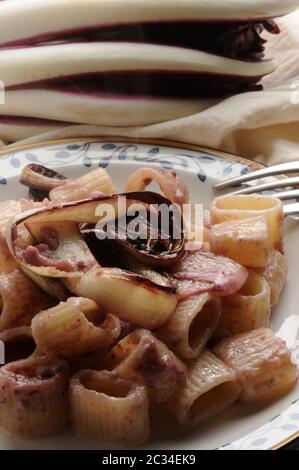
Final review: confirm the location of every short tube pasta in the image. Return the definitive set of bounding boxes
[213,328,297,402]
[167,350,241,425]
[32,297,120,359]
[105,329,187,404]
[0,269,52,332]
[0,356,70,438]
[255,250,288,308]
[157,293,221,359]
[209,216,270,268]
[0,326,36,365]
[210,195,284,252]
[50,168,116,202]
[220,270,271,335]
[70,369,150,446]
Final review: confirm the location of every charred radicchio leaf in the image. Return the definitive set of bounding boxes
[80,191,186,269]
[20,164,68,201]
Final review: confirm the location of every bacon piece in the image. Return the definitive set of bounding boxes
[170,251,248,298]
[23,245,75,272]
[124,167,189,206]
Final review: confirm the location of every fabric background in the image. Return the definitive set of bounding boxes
[3,10,299,166]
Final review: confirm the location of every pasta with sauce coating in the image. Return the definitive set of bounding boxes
[31,297,120,359]
[167,350,240,425]
[209,216,270,268]
[50,168,116,202]
[105,329,187,404]
[213,328,297,402]
[210,195,284,252]
[0,356,70,438]
[156,293,221,359]
[220,271,271,335]
[255,250,288,308]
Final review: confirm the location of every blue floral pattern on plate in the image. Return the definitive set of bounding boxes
[0,140,252,187]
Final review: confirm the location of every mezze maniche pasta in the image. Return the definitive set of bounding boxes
[0,163,296,447]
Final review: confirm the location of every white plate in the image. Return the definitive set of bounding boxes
[0,138,299,451]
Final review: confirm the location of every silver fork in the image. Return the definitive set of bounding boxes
[213,160,299,216]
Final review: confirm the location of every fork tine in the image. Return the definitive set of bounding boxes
[283,202,299,216]
[214,160,299,190]
[229,176,299,195]
[274,189,299,201]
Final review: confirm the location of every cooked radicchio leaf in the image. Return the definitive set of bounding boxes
[80,191,186,269]
[20,164,68,201]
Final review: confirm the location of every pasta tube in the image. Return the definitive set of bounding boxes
[0,356,70,438]
[213,328,298,402]
[167,351,240,425]
[70,369,150,446]
[0,326,36,365]
[50,168,117,203]
[32,297,120,359]
[157,293,221,359]
[209,216,270,268]
[0,269,52,332]
[210,195,284,252]
[220,271,271,335]
[105,329,187,404]
[255,250,288,308]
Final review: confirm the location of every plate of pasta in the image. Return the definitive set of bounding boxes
[0,138,298,451]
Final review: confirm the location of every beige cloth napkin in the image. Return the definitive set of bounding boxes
[4,11,299,166]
